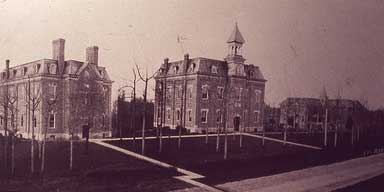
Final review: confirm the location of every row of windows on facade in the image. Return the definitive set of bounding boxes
[0,113,56,129]
[1,63,59,80]
[1,82,57,99]
[162,109,260,124]
[166,85,262,102]
[170,64,256,78]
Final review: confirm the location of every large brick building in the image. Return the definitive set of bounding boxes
[279,97,365,131]
[154,24,266,133]
[0,39,112,140]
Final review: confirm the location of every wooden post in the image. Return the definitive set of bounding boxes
[324,109,328,147]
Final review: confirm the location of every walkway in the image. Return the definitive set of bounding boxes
[90,140,222,192]
[174,153,384,192]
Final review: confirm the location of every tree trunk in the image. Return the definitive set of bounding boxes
[334,125,338,147]
[262,130,265,146]
[11,135,15,176]
[283,126,287,145]
[239,125,243,148]
[216,126,220,152]
[141,82,148,155]
[70,133,73,170]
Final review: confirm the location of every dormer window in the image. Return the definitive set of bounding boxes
[174,65,179,74]
[13,70,17,77]
[190,63,196,72]
[24,67,28,76]
[248,70,254,77]
[211,65,218,74]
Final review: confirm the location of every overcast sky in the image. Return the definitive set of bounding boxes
[0,0,383,109]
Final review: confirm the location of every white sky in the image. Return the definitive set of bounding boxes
[0,0,383,109]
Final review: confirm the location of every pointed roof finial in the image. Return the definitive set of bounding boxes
[227,22,245,44]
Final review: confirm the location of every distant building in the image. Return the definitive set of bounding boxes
[154,24,266,133]
[279,97,365,131]
[0,39,113,139]
[112,95,154,137]
[263,105,281,131]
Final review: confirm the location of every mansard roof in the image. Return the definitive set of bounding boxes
[155,56,265,81]
[0,59,112,83]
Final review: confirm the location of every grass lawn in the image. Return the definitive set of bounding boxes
[259,131,384,151]
[107,134,365,185]
[0,139,192,192]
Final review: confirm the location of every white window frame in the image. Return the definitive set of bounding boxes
[187,109,192,122]
[254,110,260,123]
[49,82,57,99]
[201,109,208,123]
[167,108,171,120]
[211,65,218,74]
[239,88,243,101]
[202,85,209,99]
[49,112,55,129]
[216,109,222,123]
[176,108,181,121]
[217,87,224,100]
[255,90,262,103]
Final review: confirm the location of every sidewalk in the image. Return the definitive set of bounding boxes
[218,153,384,192]
[174,153,384,192]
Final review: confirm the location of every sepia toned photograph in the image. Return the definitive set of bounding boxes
[0,0,383,191]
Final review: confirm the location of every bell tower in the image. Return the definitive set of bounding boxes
[225,23,246,76]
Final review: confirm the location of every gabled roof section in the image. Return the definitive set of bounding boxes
[227,23,245,44]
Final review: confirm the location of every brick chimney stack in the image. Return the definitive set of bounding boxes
[86,46,99,66]
[52,38,65,75]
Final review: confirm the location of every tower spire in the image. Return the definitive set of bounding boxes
[227,22,245,44]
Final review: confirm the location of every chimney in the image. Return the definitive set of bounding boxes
[86,46,99,66]
[5,60,10,79]
[183,54,189,73]
[52,38,65,75]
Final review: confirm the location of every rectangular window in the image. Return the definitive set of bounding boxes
[21,115,24,127]
[216,109,222,123]
[49,113,55,128]
[255,90,262,103]
[239,88,243,101]
[217,87,224,99]
[167,108,171,120]
[49,83,57,99]
[188,87,193,99]
[254,111,260,123]
[188,110,192,122]
[202,85,208,99]
[176,109,181,121]
[33,116,37,128]
[201,109,208,123]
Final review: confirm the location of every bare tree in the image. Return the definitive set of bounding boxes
[130,68,137,147]
[26,78,42,174]
[0,84,18,175]
[136,64,157,155]
[40,88,57,173]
